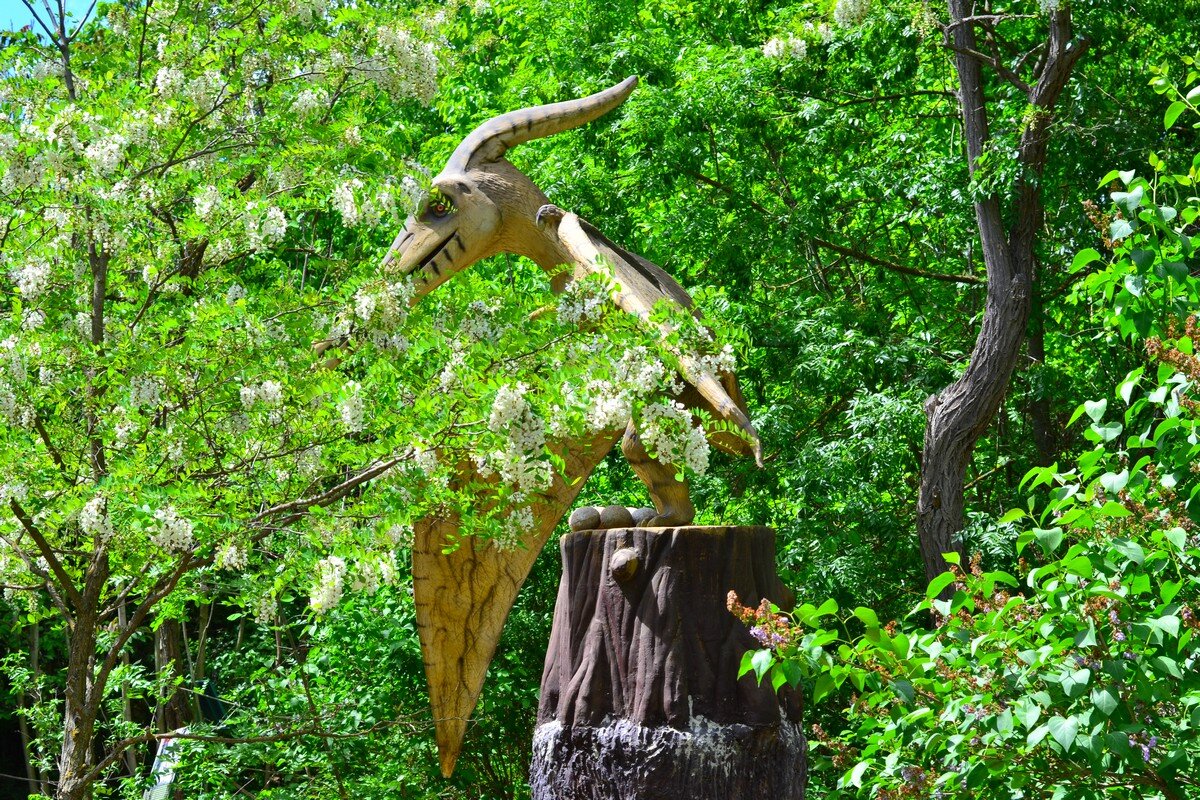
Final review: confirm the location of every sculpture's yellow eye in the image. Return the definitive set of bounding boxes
[427,190,455,219]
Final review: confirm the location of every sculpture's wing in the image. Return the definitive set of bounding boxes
[556,212,763,465]
[413,430,620,777]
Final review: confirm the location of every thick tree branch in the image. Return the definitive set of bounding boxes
[9,498,83,609]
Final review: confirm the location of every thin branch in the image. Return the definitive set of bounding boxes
[9,498,83,609]
[810,236,984,285]
[248,456,407,525]
[32,413,71,480]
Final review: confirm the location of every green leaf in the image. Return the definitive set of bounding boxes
[853,607,879,628]
[1047,715,1080,752]
[1014,698,1042,730]
[927,572,956,599]
[1149,615,1181,638]
[997,508,1026,524]
[846,761,869,789]
[1165,100,1188,129]
[1098,501,1132,518]
[1111,539,1145,564]
[814,598,839,618]
[1100,470,1129,494]
[1152,655,1183,679]
[1027,723,1050,748]
[1165,527,1188,551]
[1071,248,1103,273]
[1161,579,1183,604]
[1033,527,1064,556]
[812,672,835,703]
[750,649,773,683]
[1084,398,1108,422]
[1065,556,1094,577]
[1092,688,1119,717]
[1091,421,1124,442]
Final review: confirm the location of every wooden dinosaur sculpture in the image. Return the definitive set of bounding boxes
[383,76,762,776]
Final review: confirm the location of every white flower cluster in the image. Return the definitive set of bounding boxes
[371,27,439,105]
[154,67,184,96]
[583,346,673,432]
[309,555,346,614]
[682,343,737,380]
[150,506,195,552]
[484,383,553,492]
[556,279,609,325]
[354,279,413,352]
[293,0,327,25]
[80,496,113,541]
[128,375,163,407]
[84,134,126,175]
[194,185,221,220]
[241,380,284,423]
[252,593,276,624]
[1039,0,1061,11]
[291,87,329,118]
[245,205,287,252]
[216,542,248,571]
[763,35,808,60]
[384,523,413,548]
[834,0,871,27]
[333,179,364,227]
[462,299,502,342]
[639,401,710,476]
[12,258,49,301]
[338,381,366,433]
[226,283,247,305]
[241,379,283,409]
[184,70,223,109]
[350,553,398,594]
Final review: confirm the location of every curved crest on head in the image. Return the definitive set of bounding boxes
[443,76,638,173]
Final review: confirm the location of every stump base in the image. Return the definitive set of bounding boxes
[531,717,807,800]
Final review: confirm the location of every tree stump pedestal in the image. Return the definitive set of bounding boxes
[530,526,806,800]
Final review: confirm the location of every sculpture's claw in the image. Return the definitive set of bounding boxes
[536,203,566,229]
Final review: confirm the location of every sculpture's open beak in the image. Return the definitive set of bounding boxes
[381,220,462,301]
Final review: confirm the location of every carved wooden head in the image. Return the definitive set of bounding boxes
[381,76,638,297]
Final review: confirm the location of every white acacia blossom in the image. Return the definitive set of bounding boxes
[640,400,710,476]
[485,383,553,492]
[763,35,808,60]
[13,259,50,301]
[309,555,346,613]
[332,179,363,226]
[80,496,113,540]
[150,506,194,552]
[339,381,366,432]
[834,0,871,27]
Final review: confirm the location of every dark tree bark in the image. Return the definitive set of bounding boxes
[918,4,1088,585]
[531,526,806,800]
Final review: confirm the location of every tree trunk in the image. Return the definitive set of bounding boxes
[918,3,1087,585]
[531,526,806,800]
[155,619,188,734]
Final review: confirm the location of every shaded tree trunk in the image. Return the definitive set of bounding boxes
[918,3,1088,585]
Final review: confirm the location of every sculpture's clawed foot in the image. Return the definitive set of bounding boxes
[536,203,566,229]
[569,505,659,531]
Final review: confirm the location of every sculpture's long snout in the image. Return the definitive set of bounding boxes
[381,225,415,273]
